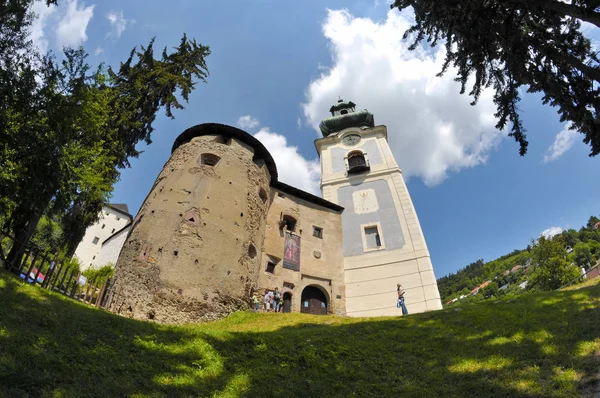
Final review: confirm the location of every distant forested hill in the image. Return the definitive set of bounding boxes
[437,215,600,302]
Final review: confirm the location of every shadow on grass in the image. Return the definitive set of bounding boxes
[0,270,598,397]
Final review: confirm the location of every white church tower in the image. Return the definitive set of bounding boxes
[315,100,442,316]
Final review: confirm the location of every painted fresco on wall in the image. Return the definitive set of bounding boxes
[283,232,301,271]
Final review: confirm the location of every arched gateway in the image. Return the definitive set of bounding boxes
[300,285,328,315]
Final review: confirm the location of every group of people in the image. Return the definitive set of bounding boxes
[252,287,284,312]
[251,283,408,315]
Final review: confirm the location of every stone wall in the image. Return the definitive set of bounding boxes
[257,189,346,315]
[105,134,272,324]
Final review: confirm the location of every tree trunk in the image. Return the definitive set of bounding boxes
[515,0,600,28]
[5,213,41,271]
[547,47,600,82]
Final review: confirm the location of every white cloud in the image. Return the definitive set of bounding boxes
[255,128,321,195]
[56,0,94,48]
[297,117,302,129]
[543,124,578,163]
[30,1,57,53]
[236,115,260,130]
[303,9,502,186]
[106,10,127,38]
[94,47,104,56]
[540,226,564,239]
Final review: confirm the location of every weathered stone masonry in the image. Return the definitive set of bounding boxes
[105,124,275,323]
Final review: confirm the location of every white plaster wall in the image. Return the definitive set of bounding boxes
[317,125,442,317]
[74,207,130,270]
[94,226,130,268]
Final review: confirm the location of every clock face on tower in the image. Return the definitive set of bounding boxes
[342,134,361,146]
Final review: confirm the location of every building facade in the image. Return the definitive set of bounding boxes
[105,101,441,323]
[317,100,442,316]
[74,204,132,270]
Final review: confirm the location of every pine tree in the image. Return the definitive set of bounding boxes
[1,1,210,267]
[390,0,600,156]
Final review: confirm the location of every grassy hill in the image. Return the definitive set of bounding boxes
[0,270,599,397]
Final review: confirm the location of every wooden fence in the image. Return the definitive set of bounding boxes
[0,231,108,307]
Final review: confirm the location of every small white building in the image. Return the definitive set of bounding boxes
[74,204,133,270]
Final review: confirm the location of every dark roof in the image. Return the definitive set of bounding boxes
[106,204,133,221]
[171,123,344,213]
[329,100,356,113]
[102,223,132,246]
[319,109,375,137]
[109,203,129,214]
[275,182,344,213]
[172,123,278,183]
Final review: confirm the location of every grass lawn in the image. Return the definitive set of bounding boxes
[0,270,599,397]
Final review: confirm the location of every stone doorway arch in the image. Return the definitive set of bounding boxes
[300,285,328,315]
[282,292,292,313]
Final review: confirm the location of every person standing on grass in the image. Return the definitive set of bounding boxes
[397,283,408,315]
[273,288,281,313]
[264,290,271,312]
[252,293,260,311]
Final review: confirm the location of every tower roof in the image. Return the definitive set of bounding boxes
[329,99,356,113]
[172,123,279,183]
[319,99,374,137]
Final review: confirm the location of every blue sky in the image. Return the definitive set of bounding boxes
[32,0,600,278]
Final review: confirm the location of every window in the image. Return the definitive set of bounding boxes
[281,215,297,232]
[340,109,348,115]
[111,228,115,233]
[200,153,221,166]
[101,224,105,229]
[115,216,120,221]
[266,262,276,273]
[92,255,96,260]
[347,151,370,174]
[92,236,100,245]
[259,188,268,203]
[313,226,323,239]
[248,243,257,259]
[362,224,385,251]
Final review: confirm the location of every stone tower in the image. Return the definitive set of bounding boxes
[315,100,442,316]
[105,124,276,323]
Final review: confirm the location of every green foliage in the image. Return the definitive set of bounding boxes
[0,1,210,262]
[439,214,600,301]
[390,0,600,157]
[30,215,63,254]
[529,236,580,291]
[572,242,595,269]
[481,281,499,299]
[0,270,598,397]
[62,257,81,275]
[82,263,114,286]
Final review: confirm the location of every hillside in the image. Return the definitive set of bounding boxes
[0,270,599,397]
[438,215,600,302]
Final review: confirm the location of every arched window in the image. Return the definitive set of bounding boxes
[200,153,220,166]
[340,109,348,115]
[347,151,370,174]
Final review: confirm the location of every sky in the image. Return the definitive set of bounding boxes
[30,0,600,278]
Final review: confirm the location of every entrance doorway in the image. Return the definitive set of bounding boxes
[300,286,328,315]
[282,292,292,313]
